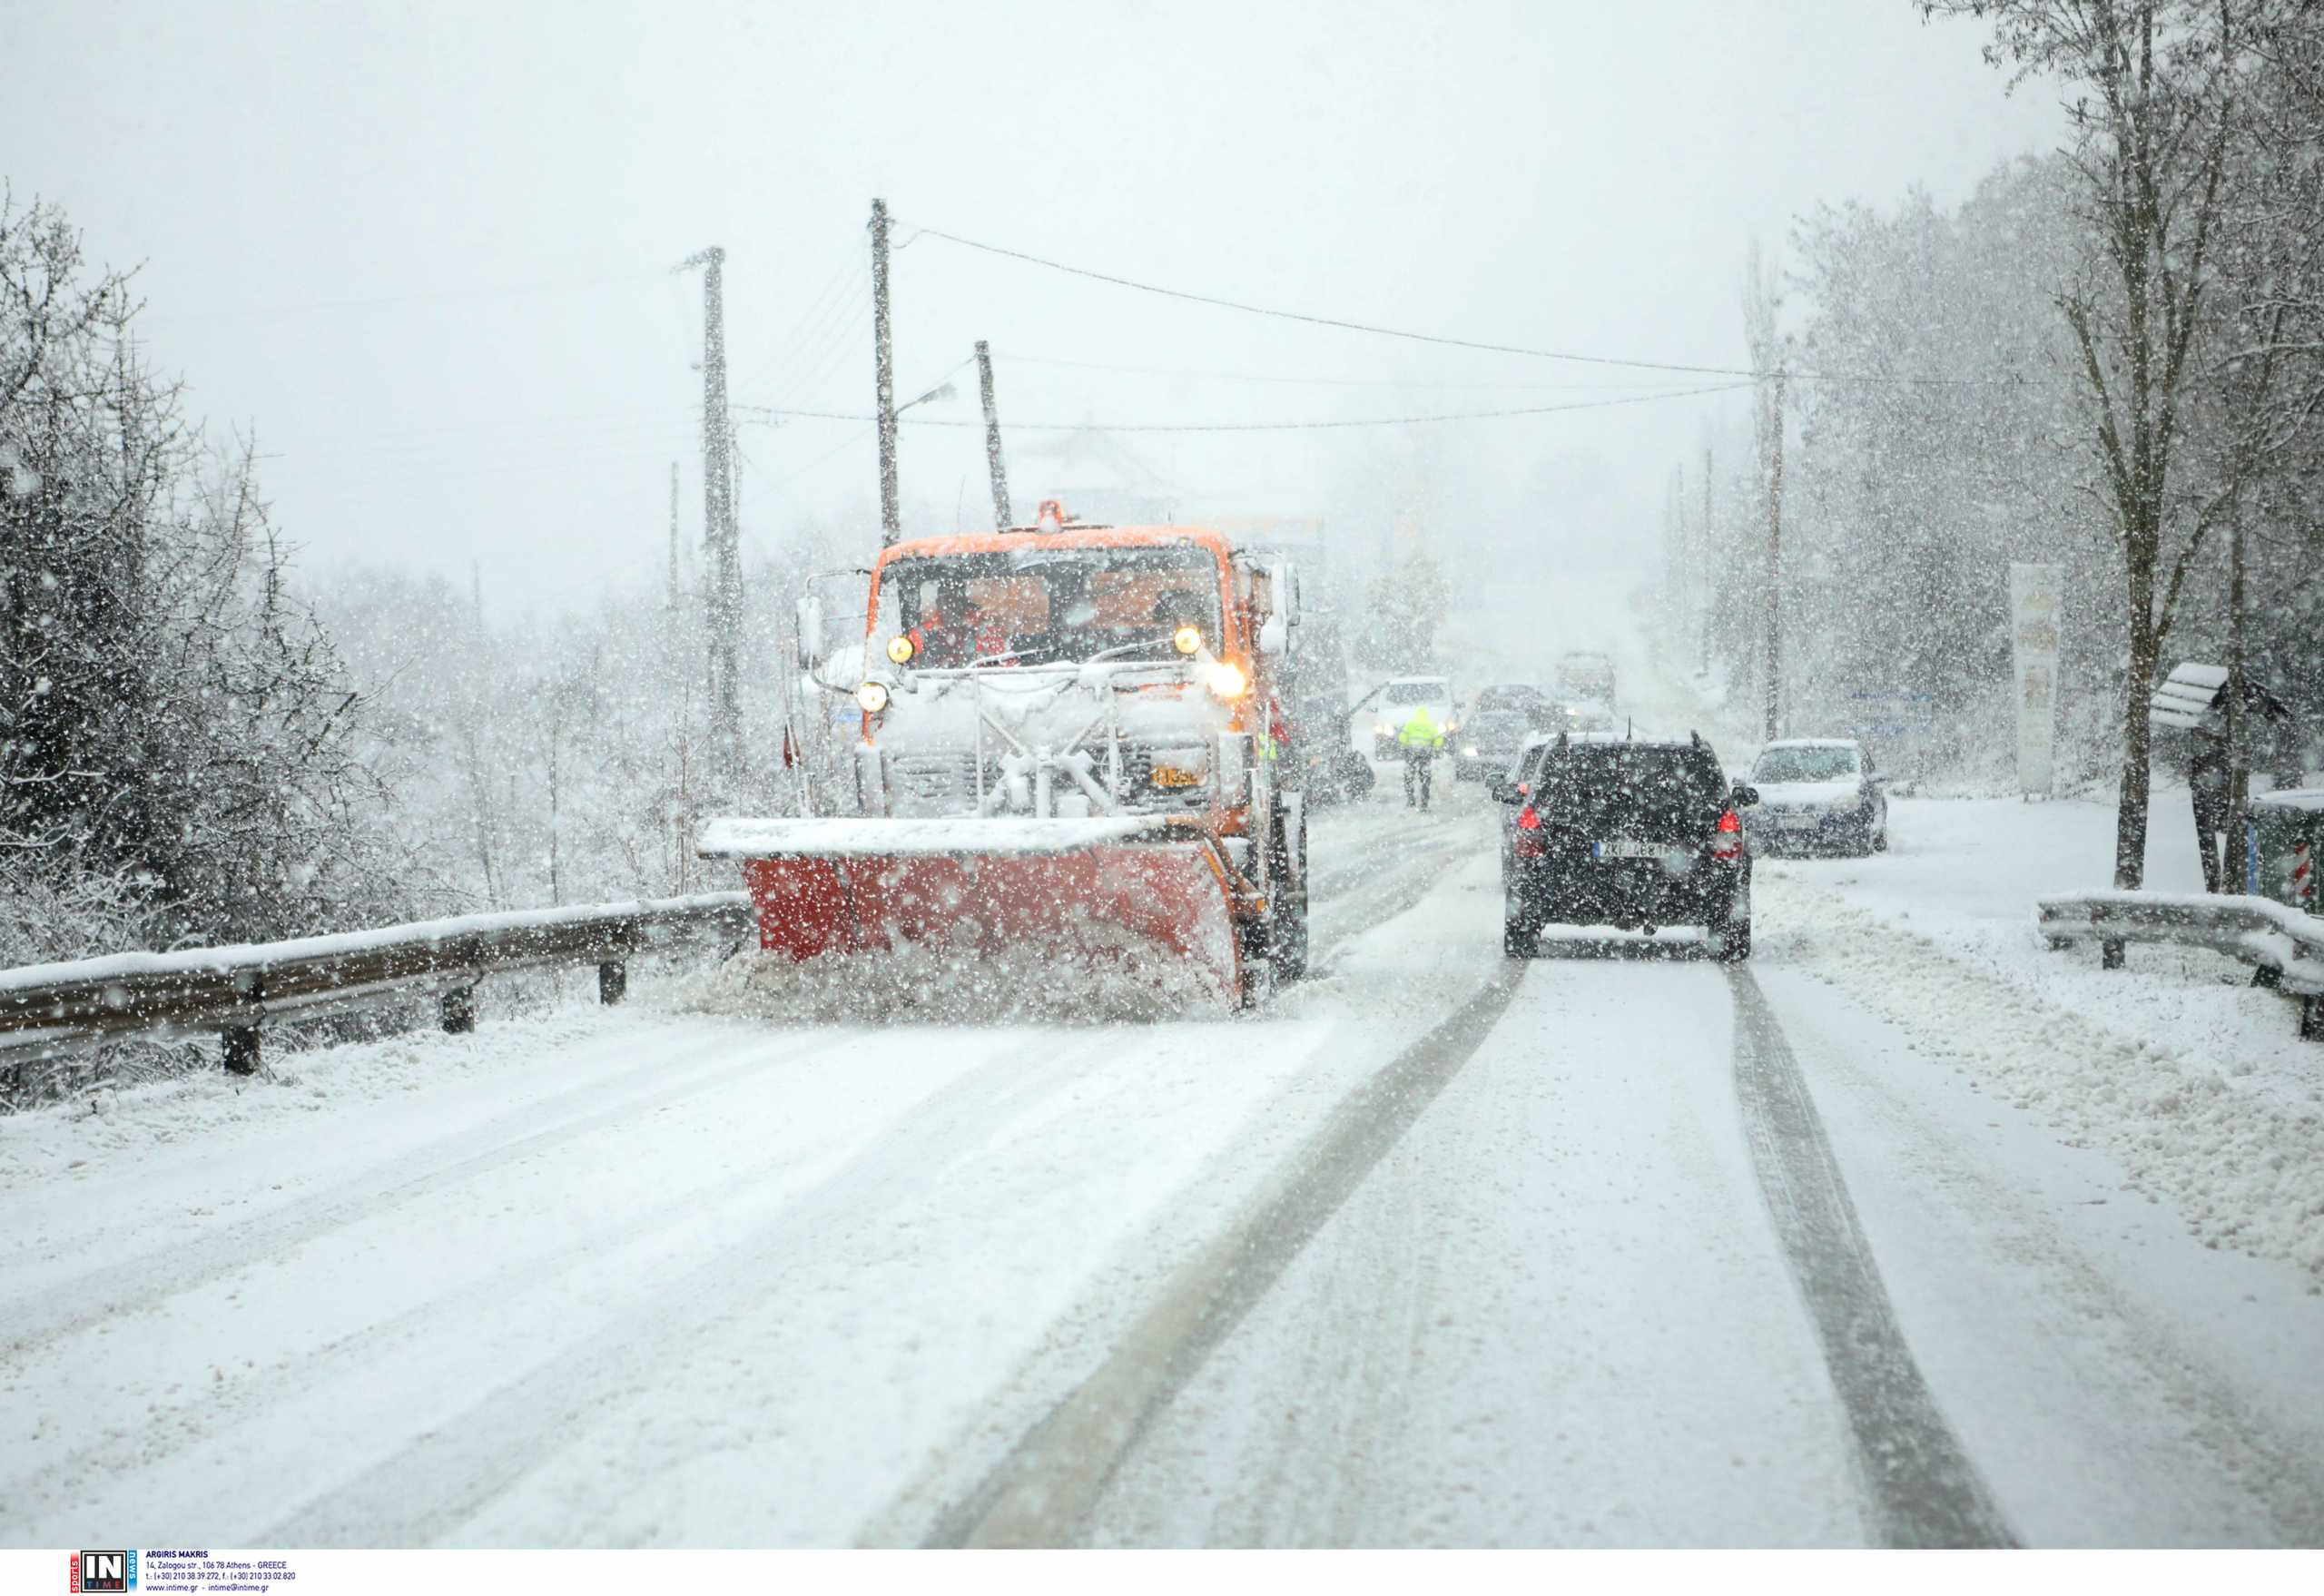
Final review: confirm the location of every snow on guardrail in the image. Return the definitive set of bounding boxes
[2037,890,2324,1041]
[0,891,753,1075]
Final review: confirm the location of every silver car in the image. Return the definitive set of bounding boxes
[1745,738,1889,855]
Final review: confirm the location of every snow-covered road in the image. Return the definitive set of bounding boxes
[5,687,2323,1546]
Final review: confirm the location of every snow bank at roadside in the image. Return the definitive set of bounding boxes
[1755,802,2324,1280]
[0,1007,622,1189]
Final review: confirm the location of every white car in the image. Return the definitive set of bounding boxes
[1746,737,1889,855]
[1363,675,1458,760]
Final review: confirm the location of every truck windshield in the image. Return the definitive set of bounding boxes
[874,545,1222,668]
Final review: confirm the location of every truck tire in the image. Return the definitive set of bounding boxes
[1265,805,1310,985]
[1503,907,1540,960]
[1235,913,1268,1010]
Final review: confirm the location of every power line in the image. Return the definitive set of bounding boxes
[901,221,1758,378]
[992,350,1689,391]
[903,219,2018,388]
[768,286,873,410]
[735,381,1752,433]
[756,255,865,379]
[769,425,874,491]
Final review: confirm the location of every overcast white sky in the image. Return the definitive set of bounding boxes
[5,0,2063,610]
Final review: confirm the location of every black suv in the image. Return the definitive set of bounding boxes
[1489,733,1758,961]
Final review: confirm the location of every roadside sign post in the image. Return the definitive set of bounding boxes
[2009,562,2061,800]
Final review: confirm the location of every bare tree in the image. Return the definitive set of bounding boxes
[1931,0,2260,902]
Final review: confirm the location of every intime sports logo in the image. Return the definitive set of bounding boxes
[68,1550,135,1592]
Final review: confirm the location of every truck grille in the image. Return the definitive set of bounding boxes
[886,753,981,815]
[1120,747,1211,813]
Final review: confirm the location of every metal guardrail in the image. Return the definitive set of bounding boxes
[2038,890,2324,1042]
[0,891,755,1074]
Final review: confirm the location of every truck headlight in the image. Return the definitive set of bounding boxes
[886,635,916,665]
[857,680,890,714]
[1202,658,1248,700]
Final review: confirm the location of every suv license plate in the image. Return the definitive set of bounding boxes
[1593,839,1665,860]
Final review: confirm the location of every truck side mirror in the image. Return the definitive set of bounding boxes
[1256,559,1297,656]
[795,595,826,671]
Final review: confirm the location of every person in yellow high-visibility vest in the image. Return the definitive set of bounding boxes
[1397,704,1446,810]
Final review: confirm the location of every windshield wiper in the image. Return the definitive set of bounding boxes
[1080,635,1181,665]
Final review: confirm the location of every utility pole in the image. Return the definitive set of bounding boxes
[1700,446,1714,677]
[1763,369,1786,742]
[1664,464,1684,625]
[666,461,681,612]
[976,340,1012,528]
[679,245,743,794]
[469,560,483,631]
[871,198,901,546]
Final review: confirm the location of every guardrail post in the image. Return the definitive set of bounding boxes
[223,970,264,1075]
[598,927,630,1006]
[2302,994,2321,1044]
[440,984,478,1034]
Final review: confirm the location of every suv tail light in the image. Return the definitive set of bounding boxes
[1711,808,1742,861]
[1514,804,1546,858]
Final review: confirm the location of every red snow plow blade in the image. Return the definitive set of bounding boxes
[697,817,1246,1007]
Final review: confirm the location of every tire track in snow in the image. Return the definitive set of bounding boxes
[0,1024,780,1355]
[1302,813,1485,982]
[927,961,1525,1547]
[256,1023,1152,1545]
[1726,967,2015,1548]
[1,1026,959,1526]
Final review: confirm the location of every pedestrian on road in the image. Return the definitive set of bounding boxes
[1398,704,1446,810]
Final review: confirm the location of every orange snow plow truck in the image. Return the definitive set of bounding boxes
[699,502,1310,1009]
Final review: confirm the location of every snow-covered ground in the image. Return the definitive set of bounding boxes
[4,580,2322,1547]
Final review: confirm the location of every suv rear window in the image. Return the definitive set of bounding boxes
[1535,744,1726,833]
